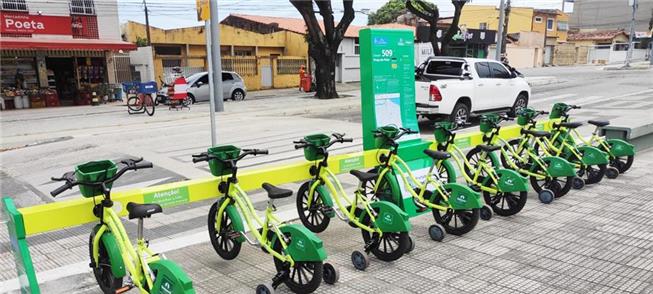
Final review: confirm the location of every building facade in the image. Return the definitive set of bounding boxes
[570,0,653,31]
[1,0,135,109]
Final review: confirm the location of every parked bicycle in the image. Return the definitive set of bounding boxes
[433,122,530,217]
[472,113,579,203]
[50,158,194,294]
[192,146,337,294]
[294,133,412,270]
[549,102,633,176]
[124,82,156,116]
[360,126,487,241]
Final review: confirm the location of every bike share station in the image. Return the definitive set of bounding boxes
[2,28,607,293]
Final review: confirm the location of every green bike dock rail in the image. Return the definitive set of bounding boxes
[2,119,559,292]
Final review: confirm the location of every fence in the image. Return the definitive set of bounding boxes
[221,56,257,76]
[276,58,306,75]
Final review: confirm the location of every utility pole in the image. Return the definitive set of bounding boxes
[501,0,511,55]
[205,19,217,146]
[209,0,225,114]
[625,0,638,67]
[143,0,151,46]
[495,0,506,61]
[561,0,565,13]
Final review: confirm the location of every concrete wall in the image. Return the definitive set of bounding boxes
[337,38,361,83]
[553,44,578,66]
[129,46,155,82]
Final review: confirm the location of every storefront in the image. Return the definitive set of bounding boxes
[415,25,497,63]
[0,12,135,110]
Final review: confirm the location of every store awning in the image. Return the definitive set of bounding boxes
[0,37,137,51]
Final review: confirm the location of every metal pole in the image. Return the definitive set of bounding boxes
[625,0,638,67]
[143,0,151,46]
[209,0,225,113]
[495,0,506,61]
[561,0,565,13]
[205,20,217,146]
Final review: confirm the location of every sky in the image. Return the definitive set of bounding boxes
[118,0,574,30]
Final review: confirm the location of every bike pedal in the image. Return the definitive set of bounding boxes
[320,205,336,218]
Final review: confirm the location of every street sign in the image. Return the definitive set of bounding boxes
[196,0,210,21]
[359,28,420,150]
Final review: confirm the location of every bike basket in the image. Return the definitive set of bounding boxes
[207,145,241,177]
[139,81,158,94]
[549,103,567,119]
[374,126,399,149]
[479,115,499,133]
[434,122,455,143]
[517,109,536,126]
[303,134,330,161]
[75,160,117,197]
[121,82,138,93]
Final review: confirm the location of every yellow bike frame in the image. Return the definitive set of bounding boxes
[308,167,380,235]
[215,181,295,267]
[530,125,584,166]
[376,151,451,212]
[494,136,549,180]
[91,206,160,293]
[442,144,500,194]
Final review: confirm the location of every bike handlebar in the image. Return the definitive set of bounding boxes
[191,149,268,164]
[294,133,353,150]
[50,158,152,197]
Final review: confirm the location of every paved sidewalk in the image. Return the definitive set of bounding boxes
[4,148,653,293]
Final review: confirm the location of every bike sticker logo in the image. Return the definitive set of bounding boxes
[383,212,394,224]
[144,187,190,208]
[504,179,514,186]
[296,239,306,251]
[456,194,467,203]
[159,277,173,294]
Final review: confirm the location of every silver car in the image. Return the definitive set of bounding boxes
[186,71,247,103]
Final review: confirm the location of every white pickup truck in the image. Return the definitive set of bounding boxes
[415,57,531,123]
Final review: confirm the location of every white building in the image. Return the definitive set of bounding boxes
[0,0,135,108]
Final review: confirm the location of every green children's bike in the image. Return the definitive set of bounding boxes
[362,126,487,241]
[434,122,530,217]
[549,102,634,177]
[50,158,195,294]
[293,133,412,270]
[192,146,337,294]
[471,113,579,203]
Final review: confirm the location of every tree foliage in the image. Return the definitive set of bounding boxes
[367,0,405,25]
[406,0,469,56]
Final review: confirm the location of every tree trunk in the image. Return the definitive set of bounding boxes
[314,54,338,99]
[429,25,441,56]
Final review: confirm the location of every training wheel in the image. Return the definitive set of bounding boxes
[480,205,493,221]
[572,177,585,190]
[323,263,339,285]
[351,250,369,271]
[429,224,446,242]
[405,236,415,254]
[256,282,274,294]
[538,189,555,204]
[606,167,619,179]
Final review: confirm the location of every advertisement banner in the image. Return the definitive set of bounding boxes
[1,13,72,35]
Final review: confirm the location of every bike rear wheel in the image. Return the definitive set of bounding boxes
[143,94,155,116]
[360,209,409,262]
[89,226,123,293]
[528,159,573,198]
[430,189,479,236]
[482,178,527,216]
[611,155,633,174]
[272,234,323,293]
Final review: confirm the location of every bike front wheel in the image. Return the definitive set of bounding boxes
[89,226,123,293]
[208,201,242,260]
[296,181,331,233]
[273,234,323,293]
[127,96,142,113]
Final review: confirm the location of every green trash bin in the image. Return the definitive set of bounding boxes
[207,145,241,177]
[75,160,117,197]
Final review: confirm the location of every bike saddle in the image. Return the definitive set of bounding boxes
[478,145,501,153]
[588,120,609,127]
[557,121,583,129]
[423,149,451,160]
[127,202,163,219]
[350,170,378,182]
[261,183,293,199]
[521,129,551,138]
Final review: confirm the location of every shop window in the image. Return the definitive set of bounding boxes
[162,59,182,68]
[1,0,27,11]
[354,38,360,55]
[71,15,99,39]
[534,16,543,23]
[547,19,554,31]
[70,0,95,15]
[479,23,488,30]
[234,49,252,56]
[613,43,629,51]
[76,57,106,84]
[155,46,183,56]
